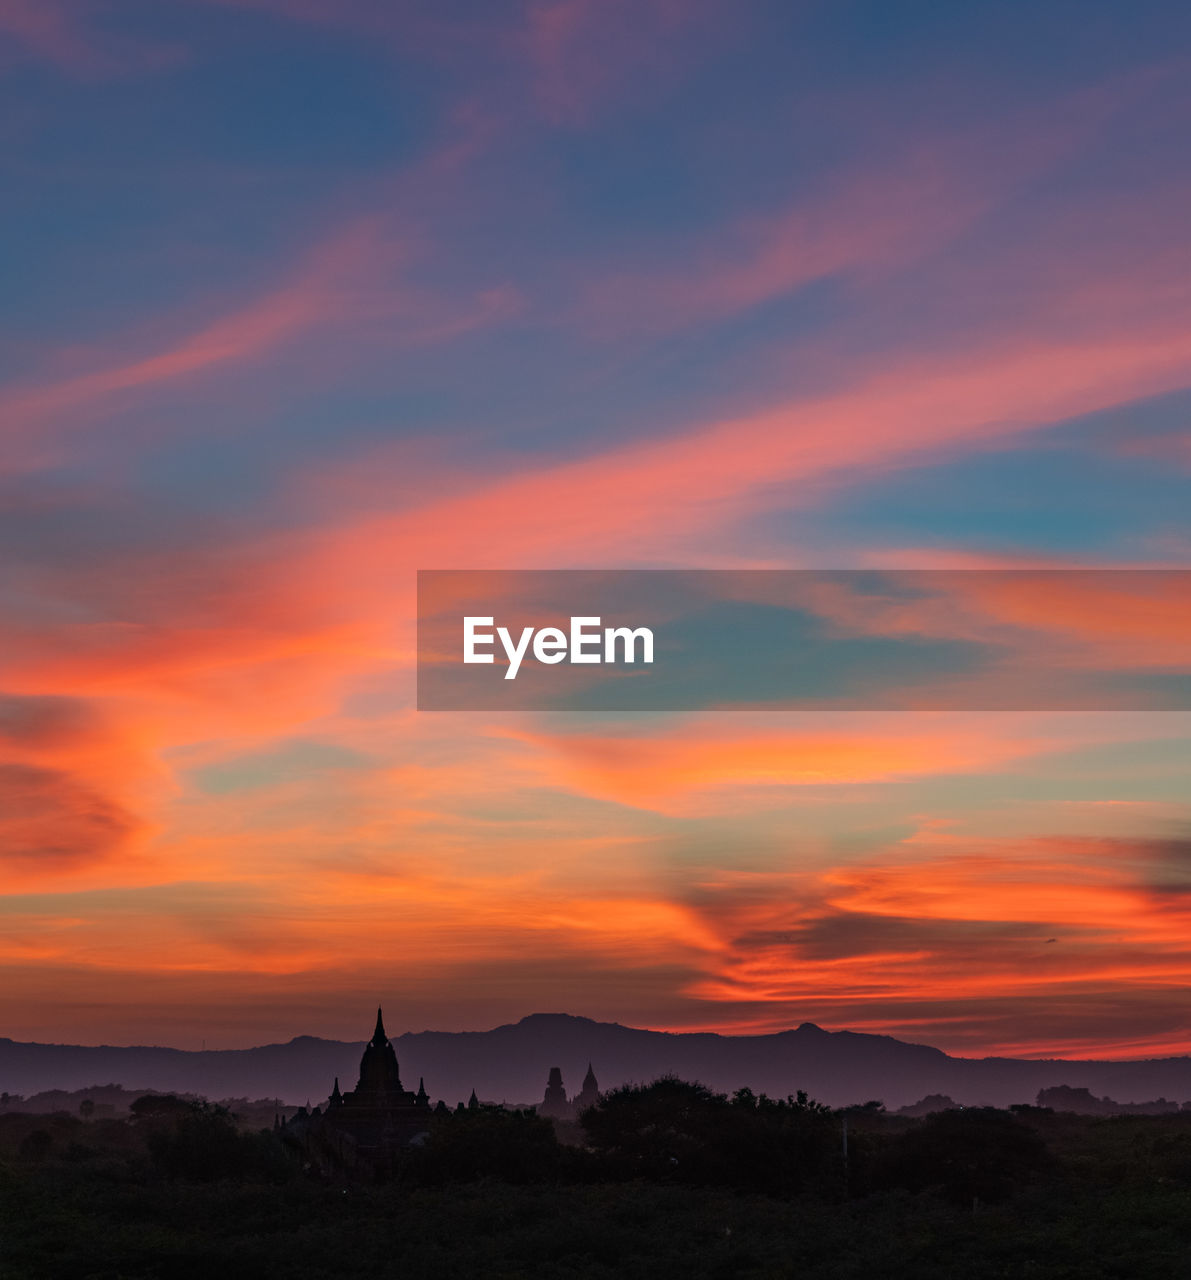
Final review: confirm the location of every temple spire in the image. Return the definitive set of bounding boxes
[372,1007,388,1046]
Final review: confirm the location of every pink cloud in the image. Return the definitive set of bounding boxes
[0,0,180,75]
[1113,430,1191,469]
[295,302,1191,578]
[0,216,519,473]
[572,65,1175,335]
[522,0,702,124]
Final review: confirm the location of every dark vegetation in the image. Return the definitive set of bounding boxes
[3,1077,1191,1278]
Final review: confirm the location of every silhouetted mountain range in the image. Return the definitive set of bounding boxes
[3,1014,1190,1111]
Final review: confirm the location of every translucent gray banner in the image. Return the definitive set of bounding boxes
[417,569,1191,711]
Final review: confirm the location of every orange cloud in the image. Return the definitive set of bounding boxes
[500,715,1060,815]
[710,569,1191,682]
[671,831,1191,1055]
[0,762,145,876]
[951,572,1191,669]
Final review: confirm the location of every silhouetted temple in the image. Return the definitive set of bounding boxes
[538,1062,601,1120]
[575,1062,600,1114]
[324,1007,430,1143]
[284,1008,432,1175]
[540,1066,569,1118]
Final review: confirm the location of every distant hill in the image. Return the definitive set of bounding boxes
[2,1013,1190,1111]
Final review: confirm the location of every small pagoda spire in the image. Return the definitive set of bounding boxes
[329,1076,343,1108]
[583,1062,598,1090]
[468,1088,479,1110]
[416,1076,429,1106]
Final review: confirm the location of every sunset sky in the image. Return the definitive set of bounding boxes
[3,0,1191,1058]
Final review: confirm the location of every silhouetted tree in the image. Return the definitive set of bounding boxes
[582,1077,728,1182]
[130,1093,193,1121]
[877,1106,1053,1205]
[582,1077,836,1194]
[17,1128,53,1162]
[410,1105,562,1184]
[144,1099,287,1182]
